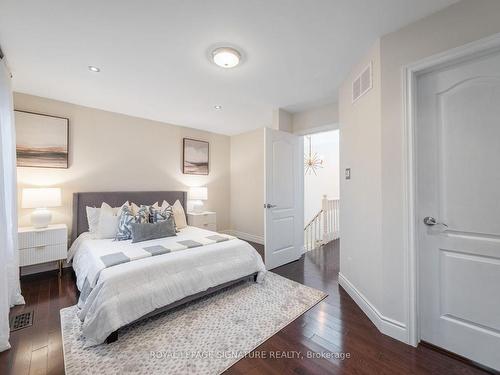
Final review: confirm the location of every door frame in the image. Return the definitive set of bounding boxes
[402,32,500,347]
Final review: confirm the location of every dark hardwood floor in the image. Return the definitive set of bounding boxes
[235,241,491,375]
[1,266,77,375]
[0,240,491,374]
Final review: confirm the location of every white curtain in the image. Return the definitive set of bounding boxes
[0,59,24,352]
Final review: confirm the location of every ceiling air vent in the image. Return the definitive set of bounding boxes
[352,62,373,103]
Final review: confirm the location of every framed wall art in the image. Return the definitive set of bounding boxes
[183,138,209,175]
[15,110,69,168]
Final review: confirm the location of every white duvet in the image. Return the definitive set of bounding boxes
[68,226,266,347]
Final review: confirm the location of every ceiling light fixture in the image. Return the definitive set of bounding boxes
[214,105,223,110]
[88,65,100,72]
[212,47,241,68]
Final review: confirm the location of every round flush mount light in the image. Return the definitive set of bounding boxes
[88,65,100,72]
[214,105,223,110]
[212,47,241,68]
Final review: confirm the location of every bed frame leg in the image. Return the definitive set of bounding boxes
[105,331,118,344]
[254,273,258,282]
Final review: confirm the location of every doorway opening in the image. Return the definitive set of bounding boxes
[303,129,340,252]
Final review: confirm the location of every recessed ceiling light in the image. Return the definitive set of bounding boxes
[88,65,100,72]
[212,47,241,68]
[214,105,223,110]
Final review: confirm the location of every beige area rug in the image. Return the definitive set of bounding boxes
[60,272,327,375]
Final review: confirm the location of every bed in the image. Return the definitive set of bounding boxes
[68,191,267,347]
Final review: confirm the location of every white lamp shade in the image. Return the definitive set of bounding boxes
[189,187,208,201]
[22,188,62,208]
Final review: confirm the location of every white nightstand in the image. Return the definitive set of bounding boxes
[187,211,217,231]
[18,224,68,277]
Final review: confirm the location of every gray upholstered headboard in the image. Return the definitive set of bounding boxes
[71,191,187,243]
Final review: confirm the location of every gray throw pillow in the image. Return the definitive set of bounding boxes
[130,217,176,243]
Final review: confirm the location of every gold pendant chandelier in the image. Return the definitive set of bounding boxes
[304,136,324,175]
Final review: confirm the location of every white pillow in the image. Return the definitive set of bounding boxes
[86,206,100,235]
[171,200,187,229]
[95,202,129,239]
[86,201,130,236]
[131,202,140,215]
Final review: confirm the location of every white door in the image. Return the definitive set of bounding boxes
[264,127,304,270]
[417,48,500,371]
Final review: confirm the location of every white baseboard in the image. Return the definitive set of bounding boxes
[338,272,408,343]
[221,230,264,245]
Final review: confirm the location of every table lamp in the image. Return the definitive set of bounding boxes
[22,187,62,228]
[188,187,208,213]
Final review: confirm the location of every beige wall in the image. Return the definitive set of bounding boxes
[271,108,293,133]
[271,103,339,135]
[339,39,383,311]
[292,102,338,135]
[14,93,231,238]
[229,128,264,242]
[339,0,500,341]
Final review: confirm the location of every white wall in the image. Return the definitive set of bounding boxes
[339,39,384,315]
[14,93,231,238]
[292,102,339,135]
[379,0,500,328]
[229,128,264,243]
[304,130,339,225]
[271,109,293,133]
[271,102,338,135]
[339,0,500,343]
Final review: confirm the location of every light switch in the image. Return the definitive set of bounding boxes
[345,168,351,180]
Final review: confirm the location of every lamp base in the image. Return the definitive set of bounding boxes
[31,208,52,228]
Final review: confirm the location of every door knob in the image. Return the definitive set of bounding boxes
[264,203,277,209]
[423,216,448,227]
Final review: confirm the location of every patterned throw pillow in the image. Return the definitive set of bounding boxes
[149,203,173,224]
[115,205,149,241]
